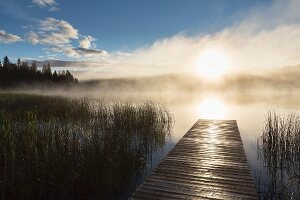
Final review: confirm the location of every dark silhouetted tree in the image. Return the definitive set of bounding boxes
[17,58,21,68]
[0,56,78,87]
[30,62,38,73]
[53,71,58,81]
[3,56,10,70]
[42,63,51,74]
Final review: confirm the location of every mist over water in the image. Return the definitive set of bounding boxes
[3,71,300,195]
[2,68,300,199]
[1,0,300,199]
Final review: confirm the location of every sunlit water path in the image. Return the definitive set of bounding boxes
[165,94,300,198]
[86,91,300,198]
[4,91,298,198]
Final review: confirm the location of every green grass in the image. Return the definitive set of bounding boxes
[258,110,300,199]
[0,93,173,199]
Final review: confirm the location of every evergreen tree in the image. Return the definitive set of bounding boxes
[53,71,58,81]
[42,63,51,75]
[20,62,29,71]
[3,56,10,70]
[46,63,51,74]
[0,56,78,86]
[65,70,74,82]
[30,62,38,72]
[17,58,21,68]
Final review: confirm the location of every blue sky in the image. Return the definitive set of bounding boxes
[1,0,300,80]
[0,0,272,61]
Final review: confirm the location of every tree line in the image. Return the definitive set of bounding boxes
[0,56,78,87]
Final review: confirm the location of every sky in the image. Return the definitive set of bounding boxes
[1,0,300,79]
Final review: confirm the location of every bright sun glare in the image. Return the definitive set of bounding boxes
[197,97,225,119]
[196,49,230,80]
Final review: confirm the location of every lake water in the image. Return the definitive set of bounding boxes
[152,92,300,198]
[10,90,300,198]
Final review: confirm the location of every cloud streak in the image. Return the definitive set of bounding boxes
[79,36,95,49]
[84,0,300,77]
[32,0,59,11]
[26,18,107,59]
[0,30,22,43]
[27,18,78,45]
[74,47,108,57]
[32,0,56,7]
[21,0,300,80]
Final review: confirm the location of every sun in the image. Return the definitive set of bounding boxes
[196,49,230,80]
[197,97,225,119]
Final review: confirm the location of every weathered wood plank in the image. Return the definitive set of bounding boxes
[130,119,257,200]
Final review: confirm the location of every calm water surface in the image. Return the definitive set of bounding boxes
[160,93,300,197]
[18,91,299,198]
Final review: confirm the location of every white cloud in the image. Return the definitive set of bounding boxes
[32,0,56,7]
[49,6,60,12]
[0,30,22,43]
[27,18,78,46]
[26,18,108,59]
[47,45,79,58]
[26,31,39,44]
[79,36,96,49]
[32,0,59,12]
[98,0,300,76]
[46,44,108,59]
[22,25,33,29]
[28,0,300,79]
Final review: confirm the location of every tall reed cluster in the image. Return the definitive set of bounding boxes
[0,93,173,199]
[259,111,300,199]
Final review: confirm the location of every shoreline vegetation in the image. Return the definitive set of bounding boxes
[2,56,300,95]
[257,111,300,199]
[0,93,173,199]
[0,56,78,88]
[1,55,300,199]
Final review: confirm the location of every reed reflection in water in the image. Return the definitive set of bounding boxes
[257,111,300,199]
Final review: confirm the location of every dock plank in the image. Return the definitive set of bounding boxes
[130,119,257,199]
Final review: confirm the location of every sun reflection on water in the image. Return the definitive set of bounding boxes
[197,97,225,119]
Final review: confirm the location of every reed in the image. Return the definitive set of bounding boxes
[258,110,300,199]
[0,93,173,199]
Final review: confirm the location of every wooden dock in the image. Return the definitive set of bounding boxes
[130,119,257,199]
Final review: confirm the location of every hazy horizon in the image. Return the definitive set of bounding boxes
[1,0,300,80]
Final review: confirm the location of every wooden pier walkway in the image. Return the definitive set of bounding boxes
[131,119,257,199]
